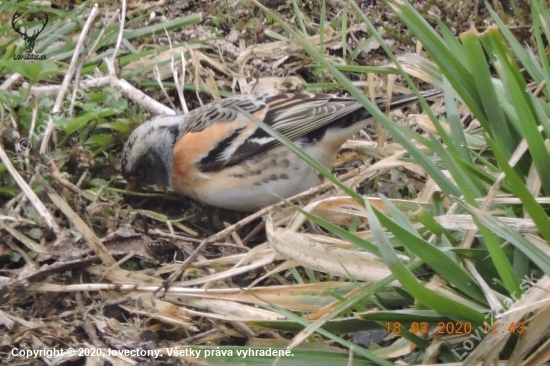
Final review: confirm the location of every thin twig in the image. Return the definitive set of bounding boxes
[112,0,126,61]
[165,29,187,113]
[0,222,49,254]
[40,4,100,153]
[25,76,110,97]
[104,57,176,115]
[85,9,120,61]
[0,145,61,235]
[48,160,98,202]
[23,100,38,171]
[154,64,177,111]
[0,73,21,90]
[34,173,116,266]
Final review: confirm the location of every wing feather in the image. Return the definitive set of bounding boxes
[190,91,441,172]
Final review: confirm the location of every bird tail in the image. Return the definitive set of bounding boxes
[337,88,443,130]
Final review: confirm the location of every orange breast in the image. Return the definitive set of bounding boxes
[170,112,265,197]
[171,125,227,197]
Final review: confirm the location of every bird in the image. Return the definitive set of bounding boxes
[121,90,442,211]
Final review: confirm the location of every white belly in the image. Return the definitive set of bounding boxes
[194,143,330,211]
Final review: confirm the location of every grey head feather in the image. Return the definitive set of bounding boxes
[121,114,185,186]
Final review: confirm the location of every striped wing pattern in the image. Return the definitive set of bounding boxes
[180,91,439,172]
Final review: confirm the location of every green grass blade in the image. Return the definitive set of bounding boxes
[365,199,486,323]
[480,28,550,194]
[376,196,487,304]
[486,138,550,257]
[455,200,550,279]
[460,29,515,157]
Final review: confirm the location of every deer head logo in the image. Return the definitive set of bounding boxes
[12,11,48,54]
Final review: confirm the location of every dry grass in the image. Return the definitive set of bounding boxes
[0,0,535,364]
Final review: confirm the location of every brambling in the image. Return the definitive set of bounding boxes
[121,91,441,211]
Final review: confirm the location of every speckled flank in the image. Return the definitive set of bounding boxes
[190,144,324,211]
[229,151,291,182]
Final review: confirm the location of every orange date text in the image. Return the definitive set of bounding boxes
[385,321,525,335]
